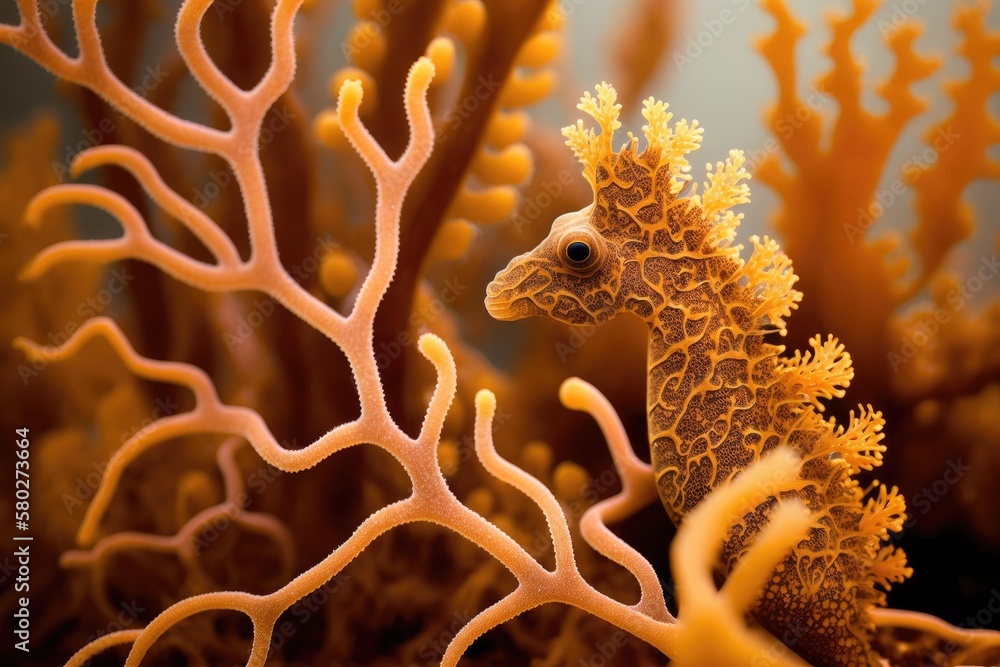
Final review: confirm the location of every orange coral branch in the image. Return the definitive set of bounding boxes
[60,438,296,619]
[906,3,1000,291]
[337,58,436,329]
[175,0,246,114]
[71,146,242,267]
[21,184,253,290]
[671,448,812,667]
[561,377,670,622]
[872,608,1000,665]
[63,630,143,667]
[0,1,229,152]
[473,389,576,573]
[13,317,218,401]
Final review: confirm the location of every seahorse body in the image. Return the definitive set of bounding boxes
[485,84,910,666]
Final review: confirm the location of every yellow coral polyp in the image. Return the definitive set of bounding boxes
[443,0,486,44]
[519,441,554,479]
[552,461,589,500]
[498,69,557,108]
[429,219,476,262]
[346,22,387,71]
[425,36,456,83]
[470,143,533,186]
[518,31,562,68]
[449,185,518,224]
[319,249,358,298]
[313,109,350,151]
[485,110,530,148]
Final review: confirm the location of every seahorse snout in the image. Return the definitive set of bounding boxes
[485,259,548,321]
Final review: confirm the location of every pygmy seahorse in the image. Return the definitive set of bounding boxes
[485,83,910,666]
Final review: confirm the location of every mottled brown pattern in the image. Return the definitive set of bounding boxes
[487,85,911,666]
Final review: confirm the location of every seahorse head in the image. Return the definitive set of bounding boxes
[486,83,751,328]
[484,204,624,325]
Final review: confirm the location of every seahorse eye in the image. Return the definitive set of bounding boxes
[566,241,591,263]
[558,230,603,275]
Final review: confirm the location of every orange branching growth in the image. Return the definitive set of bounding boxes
[870,607,1000,666]
[906,5,1000,287]
[2,2,859,666]
[56,434,295,620]
[756,0,936,378]
[756,0,1000,548]
[314,0,564,431]
[0,116,108,407]
[486,83,915,665]
[780,334,854,409]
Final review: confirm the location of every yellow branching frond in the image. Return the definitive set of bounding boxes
[692,149,751,226]
[578,82,623,145]
[858,484,906,543]
[562,82,621,186]
[564,85,705,197]
[562,119,601,186]
[780,334,854,410]
[663,119,705,195]
[869,545,913,590]
[736,235,802,335]
[640,98,704,194]
[831,405,887,474]
[641,97,673,149]
[702,209,741,255]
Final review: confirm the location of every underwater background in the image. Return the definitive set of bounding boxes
[0,0,998,665]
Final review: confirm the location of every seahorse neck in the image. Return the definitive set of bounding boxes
[640,259,767,525]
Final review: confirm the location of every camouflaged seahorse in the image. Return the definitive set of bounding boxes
[485,83,911,666]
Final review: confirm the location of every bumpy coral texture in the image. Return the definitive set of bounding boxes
[486,84,910,666]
